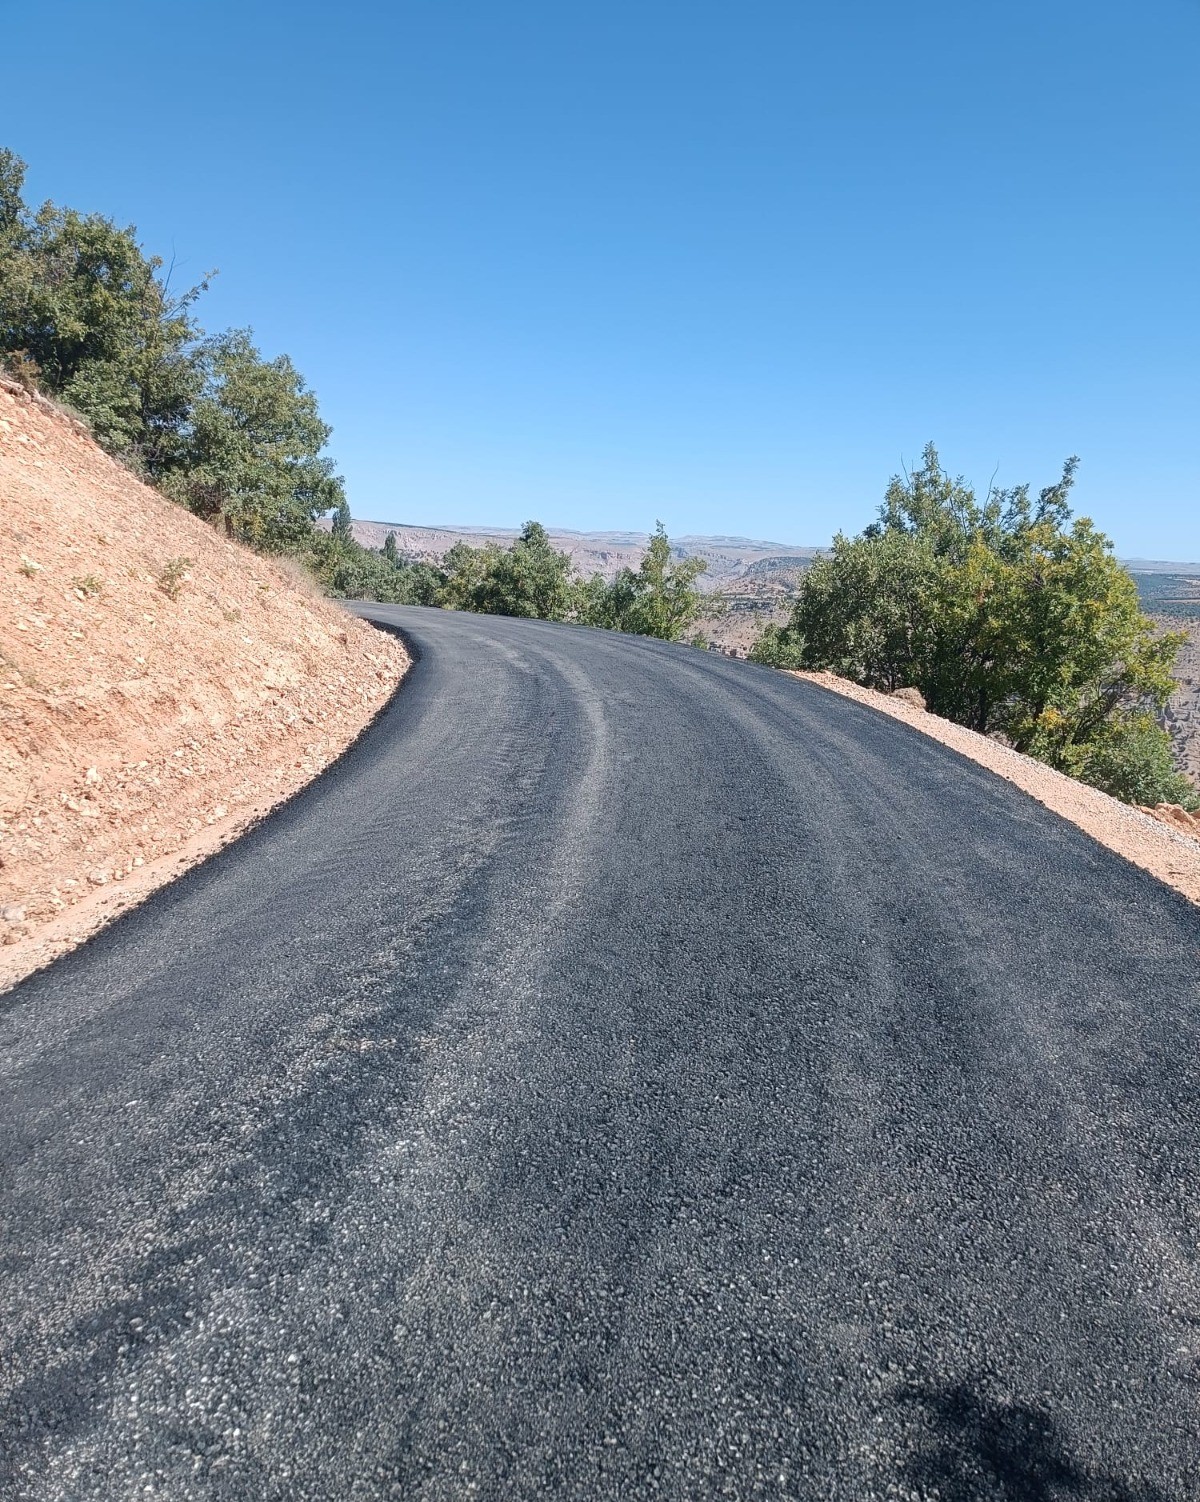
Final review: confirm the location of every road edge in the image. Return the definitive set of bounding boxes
[0,616,415,996]
[793,668,1200,907]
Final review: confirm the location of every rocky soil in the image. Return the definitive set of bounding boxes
[0,379,408,988]
[1158,615,1200,781]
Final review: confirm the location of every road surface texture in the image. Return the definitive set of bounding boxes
[3,606,1200,1501]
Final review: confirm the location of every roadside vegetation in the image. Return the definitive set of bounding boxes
[0,146,707,643]
[435,520,707,638]
[750,444,1195,808]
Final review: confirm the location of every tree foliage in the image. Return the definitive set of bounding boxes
[432,520,708,639]
[0,146,345,555]
[752,444,1193,806]
[0,148,206,468]
[439,522,575,621]
[330,496,354,543]
[314,529,443,605]
[577,522,707,639]
[159,330,344,547]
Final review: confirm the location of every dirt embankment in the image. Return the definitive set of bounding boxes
[0,379,408,989]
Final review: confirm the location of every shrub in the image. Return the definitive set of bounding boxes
[575,523,707,640]
[158,556,193,599]
[753,443,1192,806]
[1061,714,1198,810]
[748,623,806,668]
[441,521,576,621]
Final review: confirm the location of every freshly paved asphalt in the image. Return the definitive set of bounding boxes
[3,605,1200,1501]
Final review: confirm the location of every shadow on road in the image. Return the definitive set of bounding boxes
[898,1381,1173,1501]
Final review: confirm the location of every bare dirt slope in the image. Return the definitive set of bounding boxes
[0,379,407,986]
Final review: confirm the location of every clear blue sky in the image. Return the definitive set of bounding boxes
[6,1,1198,555]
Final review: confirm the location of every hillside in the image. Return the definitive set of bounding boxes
[333,517,822,592]
[0,379,407,983]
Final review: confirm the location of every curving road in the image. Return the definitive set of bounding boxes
[3,605,1200,1500]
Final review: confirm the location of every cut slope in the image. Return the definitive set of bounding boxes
[0,378,407,986]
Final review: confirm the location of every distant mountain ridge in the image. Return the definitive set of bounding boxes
[1122,559,1200,575]
[329,519,1200,597]
[335,520,823,591]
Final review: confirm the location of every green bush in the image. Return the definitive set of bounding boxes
[1060,714,1198,810]
[751,443,1195,808]
[302,529,443,605]
[438,521,575,620]
[747,623,806,668]
[0,148,205,471]
[575,522,707,640]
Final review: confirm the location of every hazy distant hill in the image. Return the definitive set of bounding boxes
[341,516,1197,570]
[1123,559,1200,575]
[337,520,823,592]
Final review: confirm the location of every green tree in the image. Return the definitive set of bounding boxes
[313,530,443,604]
[630,522,708,639]
[0,149,24,243]
[383,530,399,564]
[1069,713,1196,808]
[331,497,353,543]
[0,147,207,467]
[479,520,575,619]
[573,569,630,631]
[439,539,504,611]
[438,522,575,620]
[160,330,344,549]
[748,622,806,668]
[578,523,707,639]
[776,527,939,690]
[754,444,1192,806]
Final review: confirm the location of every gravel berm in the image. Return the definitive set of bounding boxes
[3,604,1199,1500]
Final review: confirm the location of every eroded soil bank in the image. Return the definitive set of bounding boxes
[0,378,408,989]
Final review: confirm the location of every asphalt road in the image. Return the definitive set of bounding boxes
[3,605,1200,1501]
